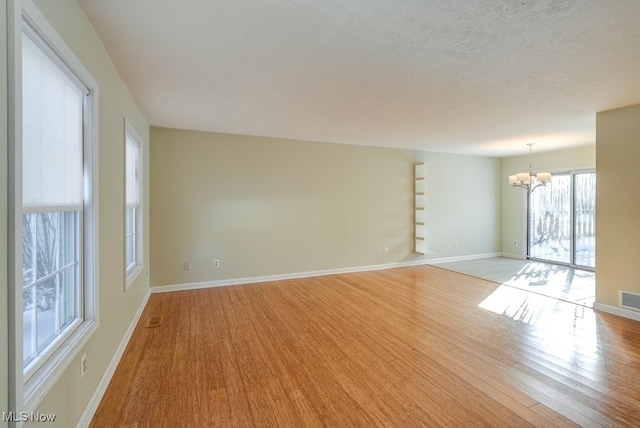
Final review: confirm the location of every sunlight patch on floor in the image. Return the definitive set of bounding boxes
[478,283,600,364]
[478,284,555,324]
[504,262,595,307]
[432,257,595,307]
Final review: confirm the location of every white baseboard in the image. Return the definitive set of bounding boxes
[151,260,424,293]
[501,252,526,260]
[423,252,504,265]
[76,288,151,428]
[150,253,503,294]
[593,302,640,322]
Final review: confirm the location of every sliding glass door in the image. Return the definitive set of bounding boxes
[573,173,596,268]
[529,174,571,263]
[528,172,595,269]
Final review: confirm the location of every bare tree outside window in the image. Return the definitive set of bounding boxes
[529,172,595,268]
[22,212,79,366]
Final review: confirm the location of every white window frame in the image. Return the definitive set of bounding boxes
[124,120,144,288]
[8,0,100,414]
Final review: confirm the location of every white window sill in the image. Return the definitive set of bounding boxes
[23,319,98,412]
[125,264,144,290]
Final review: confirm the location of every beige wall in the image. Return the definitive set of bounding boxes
[596,104,640,306]
[501,145,596,257]
[150,127,502,287]
[4,1,150,426]
[1,1,9,426]
[413,150,503,258]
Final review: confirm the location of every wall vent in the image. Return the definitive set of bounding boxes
[620,291,640,312]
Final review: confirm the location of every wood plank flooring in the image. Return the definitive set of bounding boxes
[90,265,640,427]
[431,257,595,307]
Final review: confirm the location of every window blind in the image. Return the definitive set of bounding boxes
[22,34,83,211]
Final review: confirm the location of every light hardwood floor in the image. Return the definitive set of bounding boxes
[90,265,640,427]
[431,257,595,307]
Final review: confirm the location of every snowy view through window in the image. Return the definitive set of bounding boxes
[23,212,79,367]
[529,173,595,268]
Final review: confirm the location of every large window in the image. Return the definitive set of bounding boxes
[17,2,98,411]
[125,123,143,286]
[22,211,80,370]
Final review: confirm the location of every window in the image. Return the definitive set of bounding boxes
[17,2,98,411]
[125,123,143,286]
[21,31,86,375]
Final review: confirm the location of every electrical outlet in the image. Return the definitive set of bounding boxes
[213,259,220,268]
[383,246,389,255]
[183,262,191,271]
[454,241,458,248]
[80,353,87,378]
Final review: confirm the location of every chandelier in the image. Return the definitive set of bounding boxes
[508,143,551,192]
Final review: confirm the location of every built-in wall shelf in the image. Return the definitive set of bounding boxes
[414,163,428,255]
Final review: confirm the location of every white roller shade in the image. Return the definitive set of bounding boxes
[22,34,84,210]
[126,134,138,208]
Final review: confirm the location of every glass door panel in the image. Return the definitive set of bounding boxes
[574,173,596,268]
[529,174,571,263]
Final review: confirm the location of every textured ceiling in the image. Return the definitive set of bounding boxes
[77,0,640,157]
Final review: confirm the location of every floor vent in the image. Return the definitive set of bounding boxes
[620,291,640,312]
[145,316,162,328]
